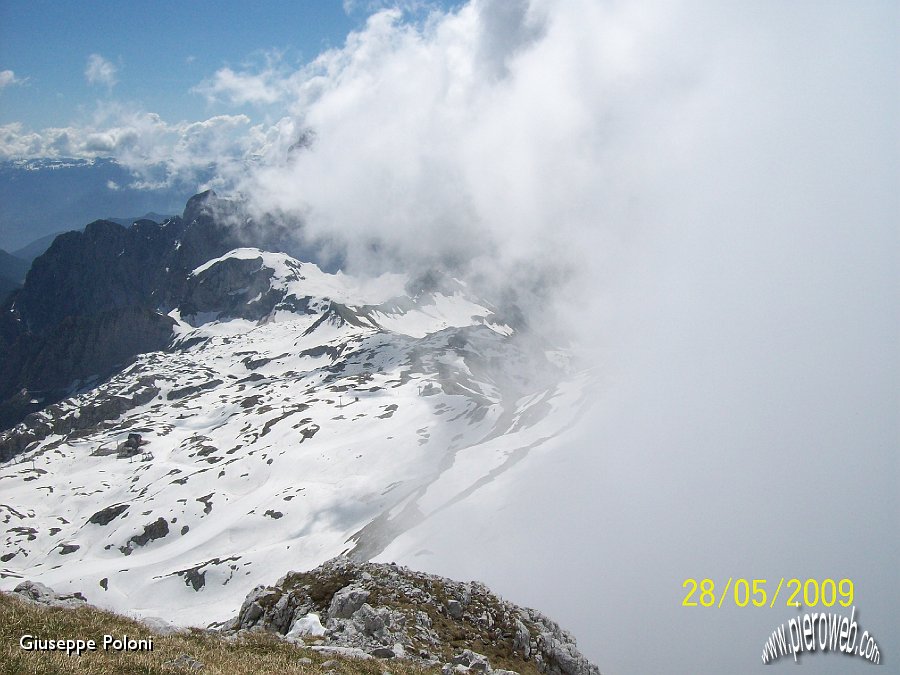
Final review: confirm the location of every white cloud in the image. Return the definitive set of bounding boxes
[0,69,26,91]
[85,54,118,87]
[0,122,45,155]
[0,109,278,191]
[227,0,895,322]
[236,0,669,284]
[192,50,304,107]
[194,66,285,106]
[223,5,896,672]
[4,1,895,307]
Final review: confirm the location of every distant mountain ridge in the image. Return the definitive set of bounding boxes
[0,157,206,251]
[0,249,28,304]
[11,232,71,264]
[0,213,174,309]
[105,212,174,230]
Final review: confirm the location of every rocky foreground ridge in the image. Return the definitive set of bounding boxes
[8,557,601,675]
[226,556,600,675]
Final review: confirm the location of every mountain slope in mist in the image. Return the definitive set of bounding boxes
[0,237,590,631]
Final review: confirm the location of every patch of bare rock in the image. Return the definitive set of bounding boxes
[226,556,600,675]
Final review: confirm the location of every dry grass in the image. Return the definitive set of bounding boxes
[0,591,441,674]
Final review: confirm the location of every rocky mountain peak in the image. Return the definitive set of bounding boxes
[0,193,262,431]
[182,189,218,226]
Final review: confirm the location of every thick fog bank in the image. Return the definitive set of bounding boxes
[368,3,897,672]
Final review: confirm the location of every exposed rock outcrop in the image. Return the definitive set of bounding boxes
[13,580,87,608]
[120,517,169,555]
[0,374,159,463]
[228,556,600,675]
[8,558,602,675]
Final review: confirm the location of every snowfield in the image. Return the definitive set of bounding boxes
[0,248,591,626]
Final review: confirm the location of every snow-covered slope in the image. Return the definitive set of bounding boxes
[0,248,590,625]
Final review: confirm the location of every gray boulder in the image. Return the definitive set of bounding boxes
[13,581,87,608]
[450,649,491,672]
[328,585,370,619]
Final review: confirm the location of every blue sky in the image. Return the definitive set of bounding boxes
[0,1,454,130]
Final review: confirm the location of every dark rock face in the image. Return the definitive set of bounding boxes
[231,556,601,675]
[179,250,322,324]
[0,188,357,441]
[160,189,303,305]
[120,517,169,555]
[0,307,173,405]
[88,504,130,526]
[0,187,334,437]
[180,254,277,321]
[14,219,179,335]
[0,191,262,435]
